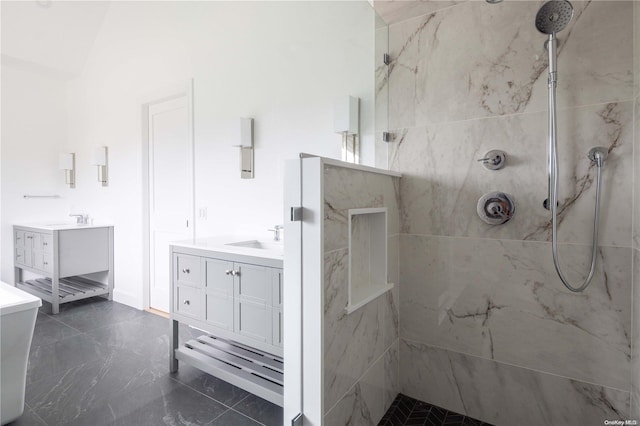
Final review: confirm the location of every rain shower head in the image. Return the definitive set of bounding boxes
[535,0,573,34]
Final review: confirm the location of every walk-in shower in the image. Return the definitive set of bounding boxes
[537,0,608,293]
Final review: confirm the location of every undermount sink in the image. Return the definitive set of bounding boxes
[225,240,283,251]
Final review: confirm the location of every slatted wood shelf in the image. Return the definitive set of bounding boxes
[175,334,283,407]
[16,276,109,304]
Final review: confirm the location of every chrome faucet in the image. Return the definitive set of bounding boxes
[69,213,89,224]
[268,225,284,242]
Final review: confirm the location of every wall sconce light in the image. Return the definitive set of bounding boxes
[333,95,360,164]
[234,117,254,179]
[91,146,108,186]
[58,153,76,188]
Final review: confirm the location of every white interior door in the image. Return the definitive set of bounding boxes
[148,95,194,313]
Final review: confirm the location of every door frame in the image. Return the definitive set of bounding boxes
[141,79,195,311]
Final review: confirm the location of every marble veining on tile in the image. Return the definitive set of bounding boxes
[384,235,400,349]
[390,101,633,246]
[400,235,632,391]
[634,96,640,249]
[324,248,386,412]
[324,164,400,253]
[325,344,399,426]
[388,1,634,129]
[400,340,630,426]
[374,0,464,26]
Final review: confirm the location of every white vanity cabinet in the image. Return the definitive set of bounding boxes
[169,241,284,407]
[13,224,114,314]
[171,250,283,354]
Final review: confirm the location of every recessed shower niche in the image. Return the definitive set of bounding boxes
[346,207,394,314]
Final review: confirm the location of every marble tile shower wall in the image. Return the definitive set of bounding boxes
[322,164,400,425]
[382,1,637,424]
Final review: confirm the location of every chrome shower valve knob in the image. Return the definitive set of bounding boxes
[477,150,507,170]
[477,192,516,225]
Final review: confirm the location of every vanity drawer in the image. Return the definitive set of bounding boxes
[15,248,31,267]
[175,285,202,319]
[15,231,25,248]
[175,254,201,287]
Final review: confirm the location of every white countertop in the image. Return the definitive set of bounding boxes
[171,236,284,261]
[14,222,114,231]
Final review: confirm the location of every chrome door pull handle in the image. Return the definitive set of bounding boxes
[183,300,190,305]
[182,268,190,274]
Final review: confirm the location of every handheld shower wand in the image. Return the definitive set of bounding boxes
[536,0,608,293]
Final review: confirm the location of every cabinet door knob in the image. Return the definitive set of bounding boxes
[182,268,190,274]
[43,242,48,246]
[43,262,48,266]
[183,300,190,305]
[231,270,240,277]
[225,270,232,275]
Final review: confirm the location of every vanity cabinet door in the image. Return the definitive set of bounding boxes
[235,299,272,344]
[272,309,283,347]
[271,269,283,309]
[204,258,234,331]
[41,234,53,253]
[24,232,41,250]
[234,263,271,305]
[42,253,53,273]
[233,263,273,344]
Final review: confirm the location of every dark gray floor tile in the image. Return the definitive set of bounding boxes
[5,407,47,426]
[23,300,282,426]
[53,297,145,332]
[27,333,109,384]
[233,394,283,426]
[171,364,250,407]
[27,348,166,425]
[208,409,261,426]
[31,313,81,348]
[85,311,169,350]
[68,375,228,426]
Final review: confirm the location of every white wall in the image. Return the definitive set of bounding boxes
[1,1,377,309]
[1,64,71,285]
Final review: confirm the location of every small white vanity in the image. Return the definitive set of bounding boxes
[169,238,284,406]
[13,223,114,314]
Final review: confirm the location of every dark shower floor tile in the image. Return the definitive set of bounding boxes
[379,394,493,426]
